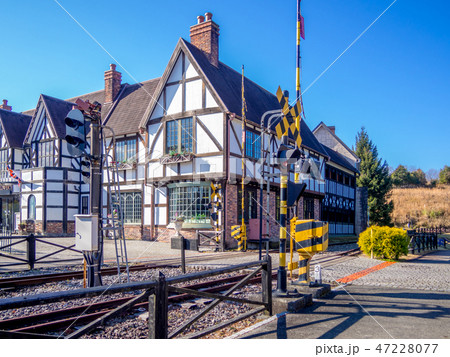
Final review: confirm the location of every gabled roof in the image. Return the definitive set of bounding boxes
[0,109,32,148]
[41,94,76,138]
[103,79,160,136]
[322,144,359,173]
[312,122,359,162]
[141,38,328,158]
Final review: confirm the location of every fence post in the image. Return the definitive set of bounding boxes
[27,234,36,270]
[148,272,168,339]
[262,254,273,316]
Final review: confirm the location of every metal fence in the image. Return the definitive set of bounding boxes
[406,227,442,254]
[0,234,82,270]
[0,229,12,253]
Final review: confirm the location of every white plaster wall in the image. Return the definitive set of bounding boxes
[148,163,163,180]
[68,208,79,220]
[150,94,164,119]
[166,84,182,115]
[155,187,167,205]
[155,206,167,225]
[179,162,193,175]
[185,80,202,111]
[47,170,63,180]
[47,182,63,191]
[230,121,242,155]
[47,193,63,206]
[195,156,223,174]
[144,207,151,225]
[166,164,177,177]
[137,165,145,180]
[205,87,218,108]
[47,208,63,221]
[68,193,78,206]
[168,54,183,82]
[185,57,198,79]
[138,140,145,164]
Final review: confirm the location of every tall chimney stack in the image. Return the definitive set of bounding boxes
[104,64,122,103]
[190,12,220,67]
[0,99,12,111]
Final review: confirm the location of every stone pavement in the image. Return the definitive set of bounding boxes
[238,248,450,339]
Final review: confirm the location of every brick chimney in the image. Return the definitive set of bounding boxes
[190,12,220,67]
[104,64,122,103]
[0,99,12,111]
[328,126,336,134]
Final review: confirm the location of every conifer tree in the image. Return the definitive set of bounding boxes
[355,127,393,226]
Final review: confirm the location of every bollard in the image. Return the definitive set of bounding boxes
[27,234,36,270]
[261,254,273,316]
[180,234,186,274]
[148,272,168,339]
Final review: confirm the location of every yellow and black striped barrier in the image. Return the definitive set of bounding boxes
[288,219,329,285]
[231,224,246,251]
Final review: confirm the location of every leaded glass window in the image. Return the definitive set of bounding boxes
[112,192,141,224]
[38,140,55,167]
[166,118,193,154]
[168,183,211,226]
[245,131,261,159]
[115,138,136,164]
[0,149,7,180]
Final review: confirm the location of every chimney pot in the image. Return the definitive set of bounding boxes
[328,125,336,134]
[110,64,116,71]
[0,99,12,111]
[190,11,219,67]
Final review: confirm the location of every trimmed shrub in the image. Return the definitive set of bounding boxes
[358,226,410,260]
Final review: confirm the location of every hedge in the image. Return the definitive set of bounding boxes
[358,226,409,260]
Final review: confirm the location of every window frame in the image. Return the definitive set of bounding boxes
[168,182,211,228]
[28,195,36,220]
[115,137,137,164]
[165,118,194,155]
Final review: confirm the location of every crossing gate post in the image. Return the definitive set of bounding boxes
[148,272,168,339]
[27,234,36,270]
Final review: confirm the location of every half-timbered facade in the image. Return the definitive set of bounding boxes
[313,123,364,235]
[140,14,330,247]
[0,106,31,231]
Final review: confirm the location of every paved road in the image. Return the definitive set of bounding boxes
[239,249,450,339]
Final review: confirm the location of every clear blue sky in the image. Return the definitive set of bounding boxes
[1,0,448,174]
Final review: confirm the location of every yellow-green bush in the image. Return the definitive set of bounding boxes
[358,226,410,260]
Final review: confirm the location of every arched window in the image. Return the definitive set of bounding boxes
[28,195,36,220]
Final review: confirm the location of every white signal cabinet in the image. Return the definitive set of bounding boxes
[75,214,99,251]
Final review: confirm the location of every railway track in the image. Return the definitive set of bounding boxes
[0,248,359,338]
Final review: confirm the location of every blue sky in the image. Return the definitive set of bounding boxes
[0,0,448,174]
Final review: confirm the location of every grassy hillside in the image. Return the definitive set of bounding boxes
[390,185,450,228]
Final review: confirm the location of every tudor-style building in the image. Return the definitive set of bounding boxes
[0,102,31,231]
[139,13,329,247]
[313,122,367,235]
[1,12,365,243]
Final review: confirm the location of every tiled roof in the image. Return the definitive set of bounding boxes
[40,94,76,138]
[322,144,359,173]
[103,79,160,136]
[182,39,329,158]
[0,109,32,148]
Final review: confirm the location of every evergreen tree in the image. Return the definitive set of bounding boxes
[391,165,409,186]
[355,127,393,226]
[411,169,427,186]
[439,165,450,184]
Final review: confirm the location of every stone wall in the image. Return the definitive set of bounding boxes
[355,186,368,235]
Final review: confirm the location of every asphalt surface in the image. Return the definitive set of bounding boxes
[238,249,450,339]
